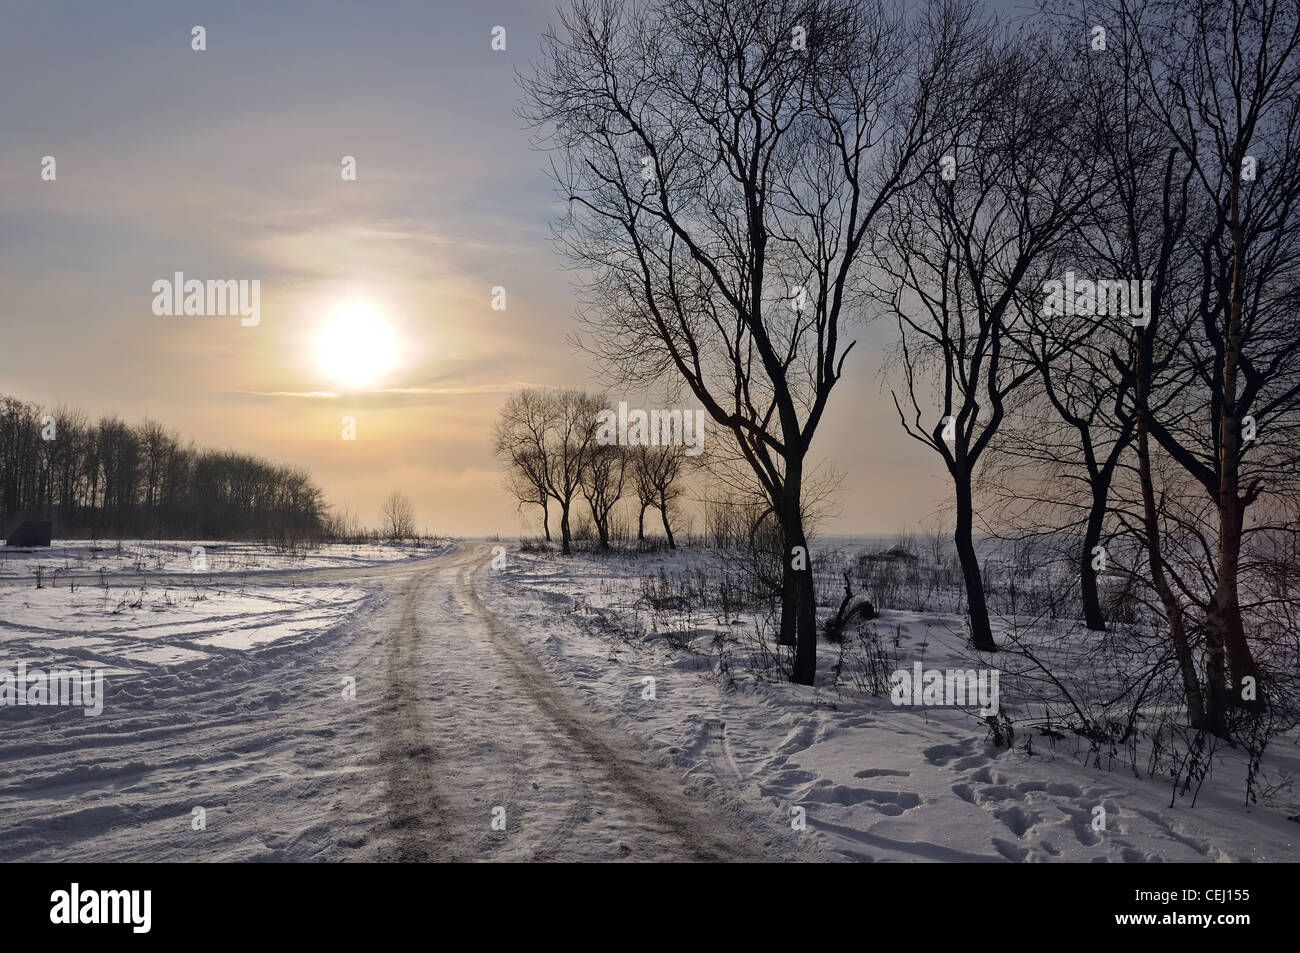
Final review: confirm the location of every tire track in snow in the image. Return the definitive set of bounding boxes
[377,571,456,861]
[454,551,783,862]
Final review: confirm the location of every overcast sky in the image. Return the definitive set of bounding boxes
[0,0,1033,536]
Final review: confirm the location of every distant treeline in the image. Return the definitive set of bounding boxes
[0,394,326,540]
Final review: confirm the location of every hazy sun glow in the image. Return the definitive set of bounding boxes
[315,302,399,389]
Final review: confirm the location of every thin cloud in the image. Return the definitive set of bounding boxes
[236,382,539,400]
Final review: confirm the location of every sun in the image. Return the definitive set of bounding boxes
[315,301,399,390]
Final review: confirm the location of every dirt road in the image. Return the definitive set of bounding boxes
[0,542,794,862]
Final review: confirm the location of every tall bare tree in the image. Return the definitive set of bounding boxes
[879,25,1099,651]
[1115,0,1300,726]
[523,0,984,683]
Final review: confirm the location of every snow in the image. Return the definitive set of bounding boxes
[0,539,442,579]
[0,538,1295,862]
[0,582,370,671]
[486,544,1300,862]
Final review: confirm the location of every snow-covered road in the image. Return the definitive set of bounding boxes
[9,539,1290,863]
[0,543,797,861]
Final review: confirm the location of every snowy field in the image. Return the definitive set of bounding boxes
[0,542,442,862]
[0,539,443,579]
[0,582,371,674]
[0,537,1295,862]
[490,542,1300,862]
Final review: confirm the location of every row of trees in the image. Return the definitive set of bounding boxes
[886,0,1300,736]
[521,0,1300,738]
[0,394,326,540]
[494,389,686,554]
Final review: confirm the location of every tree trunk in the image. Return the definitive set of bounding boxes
[559,504,572,556]
[1136,329,1208,731]
[777,511,798,648]
[637,502,646,541]
[1210,174,1261,712]
[954,478,997,651]
[778,497,818,685]
[658,494,675,549]
[1209,460,1257,712]
[1081,487,1108,631]
[778,578,797,645]
[541,499,551,542]
[589,498,610,550]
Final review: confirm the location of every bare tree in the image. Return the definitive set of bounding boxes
[631,444,684,548]
[547,390,606,555]
[1014,0,1212,726]
[878,25,1099,651]
[1147,0,1300,722]
[494,390,555,541]
[581,443,628,549]
[495,389,605,555]
[522,0,984,683]
[987,320,1136,632]
[381,491,415,540]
